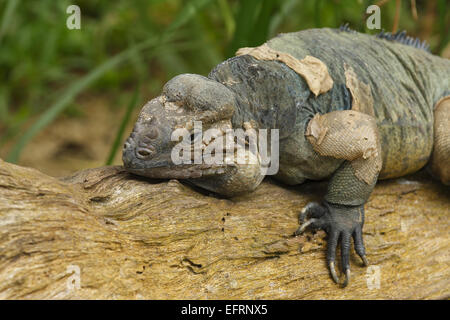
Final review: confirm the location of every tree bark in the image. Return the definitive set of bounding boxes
[0,158,448,299]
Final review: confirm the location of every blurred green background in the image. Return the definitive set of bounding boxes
[0,0,448,173]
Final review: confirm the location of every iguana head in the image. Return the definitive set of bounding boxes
[122,73,240,181]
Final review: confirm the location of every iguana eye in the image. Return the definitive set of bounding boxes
[136,146,156,160]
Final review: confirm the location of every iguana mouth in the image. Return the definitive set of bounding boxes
[123,125,241,179]
[126,163,233,179]
[123,110,243,179]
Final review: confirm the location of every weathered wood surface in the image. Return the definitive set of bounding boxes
[0,158,448,299]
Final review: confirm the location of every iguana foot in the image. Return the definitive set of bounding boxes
[295,201,368,287]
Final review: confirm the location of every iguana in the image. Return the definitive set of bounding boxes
[122,27,450,287]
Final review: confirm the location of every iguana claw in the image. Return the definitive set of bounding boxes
[360,255,369,266]
[329,261,339,284]
[294,218,317,235]
[342,269,350,287]
[295,201,368,287]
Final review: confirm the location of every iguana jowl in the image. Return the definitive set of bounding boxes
[122,27,450,287]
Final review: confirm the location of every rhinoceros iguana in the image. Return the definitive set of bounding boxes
[122,26,450,287]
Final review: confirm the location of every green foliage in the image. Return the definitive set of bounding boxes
[0,0,447,163]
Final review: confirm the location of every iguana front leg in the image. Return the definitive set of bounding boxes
[295,110,382,287]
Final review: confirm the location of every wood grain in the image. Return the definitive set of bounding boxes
[0,159,448,299]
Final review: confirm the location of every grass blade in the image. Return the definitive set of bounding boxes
[218,0,235,39]
[226,0,261,57]
[0,0,20,45]
[105,87,140,166]
[166,0,215,34]
[269,0,300,37]
[314,0,323,28]
[251,0,278,46]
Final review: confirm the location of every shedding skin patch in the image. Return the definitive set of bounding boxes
[306,111,382,184]
[344,64,375,117]
[236,43,333,96]
[430,96,450,185]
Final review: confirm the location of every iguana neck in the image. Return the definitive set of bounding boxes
[208,55,311,136]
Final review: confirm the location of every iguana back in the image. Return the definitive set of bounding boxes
[210,28,450,180]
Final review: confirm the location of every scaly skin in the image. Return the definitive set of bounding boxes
[210,28,450,182]
[123,28,450,287]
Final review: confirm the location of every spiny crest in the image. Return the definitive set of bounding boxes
[376,30,430,52]
[339,23,430,53]
[339,23,357,33]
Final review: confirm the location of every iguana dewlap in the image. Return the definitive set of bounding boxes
[122,27,450,287]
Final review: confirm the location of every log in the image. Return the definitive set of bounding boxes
[0,158,448,299]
